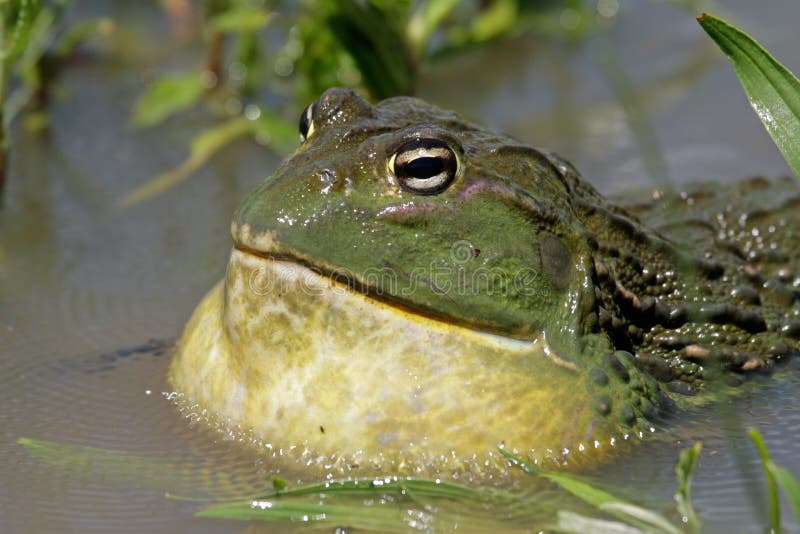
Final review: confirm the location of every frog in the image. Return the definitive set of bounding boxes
[170,87,800,480]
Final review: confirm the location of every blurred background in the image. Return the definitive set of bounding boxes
[1,1,800,532]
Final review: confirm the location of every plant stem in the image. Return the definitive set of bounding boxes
[0,112,6,201]
[0,6,6,201]
[749,428,781,531]
[205,29,224,83]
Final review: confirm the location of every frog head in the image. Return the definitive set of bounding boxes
[232,88,598,359]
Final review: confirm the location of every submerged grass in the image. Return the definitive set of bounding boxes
[195,477,536,532]
[192,432,800,531]
[17,426,800,531]
[674,442,701,532]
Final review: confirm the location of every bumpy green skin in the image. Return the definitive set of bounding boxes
[173,88,800,476]
[610,176,800,388]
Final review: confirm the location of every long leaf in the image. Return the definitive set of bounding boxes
[18,436,180,488]
[499,448,675,531]
[5,0,36,60]
[698,13,800,179]
[198,500,422,532]
[599,502,681,534]
[197,476,534,532]
[674,442,701,532]
[555,510,644,534]
[767,462,800,522]
[326,0,415,99]
[749,428,780,531]
[120,108,296,206]
[119,116,252,206]
[406,0,460,56]
[208,6,272,33]
[131,72,207,128]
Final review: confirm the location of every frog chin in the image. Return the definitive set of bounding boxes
[169,247,626,480]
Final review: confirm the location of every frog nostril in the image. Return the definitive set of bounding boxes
[315,169,338,193]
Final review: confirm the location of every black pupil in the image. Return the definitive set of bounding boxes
[404,157,444,179]
[299,105,311,138]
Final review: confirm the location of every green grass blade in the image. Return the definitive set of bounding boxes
[698,13,800,179]
[198,476,536,532]
[325,0,415,99]
[499,448,675,531]
[247,477,485,502]
[406,0,460,56]
[131,72,207,128]
[208,6,273,33]
[767,462,800,522]
[5,0,36,60]
[119,116,252,206]
[555,510,644,534]
[599,502,681,534]
[18,436,177,488]
[122,116,250,204]
[500,447,617,507]
[748,428,780,531]
[198,500,420,532]
[674,442,701,532]
[465,0,518,44]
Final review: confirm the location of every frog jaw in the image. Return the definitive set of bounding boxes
[169,247,628,480]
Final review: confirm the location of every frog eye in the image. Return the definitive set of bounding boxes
[299,102,315,142]
[389,139,458,195]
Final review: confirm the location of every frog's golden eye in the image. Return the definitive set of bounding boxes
[390,139,458,195]
[299,102,315,142]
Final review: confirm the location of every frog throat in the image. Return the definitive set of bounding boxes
[169,247,637,479]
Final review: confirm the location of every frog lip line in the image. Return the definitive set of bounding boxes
[231,243,539,343]
[233,241,464,325]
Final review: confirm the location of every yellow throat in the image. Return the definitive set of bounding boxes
[170,248,615,480]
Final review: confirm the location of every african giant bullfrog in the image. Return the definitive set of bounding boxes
[170,88,800,479]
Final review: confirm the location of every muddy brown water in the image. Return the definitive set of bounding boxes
[1,1,799,532]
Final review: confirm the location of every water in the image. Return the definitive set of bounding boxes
[1,1,799,532]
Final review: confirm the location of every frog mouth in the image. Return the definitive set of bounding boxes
[234,243,369,294]
[229,222,541,341]
[230,218,481,327]
[232,241,457,327]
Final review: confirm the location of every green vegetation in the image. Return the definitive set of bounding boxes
[698,13,800,179]
[123,0,701,205]
[0,0,110,201]
[120,2,800,207]
[20,429,800,531]
[193,432,800,531]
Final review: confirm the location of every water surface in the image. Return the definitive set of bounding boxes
[1,2,799,532]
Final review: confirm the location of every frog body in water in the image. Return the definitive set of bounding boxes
[170,88,800,479]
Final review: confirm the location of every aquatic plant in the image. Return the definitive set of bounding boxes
[20,428,798,531]
[0,0,111,202]
[123,0,677,205]
[184,431,800,531]
[698,13,800,180]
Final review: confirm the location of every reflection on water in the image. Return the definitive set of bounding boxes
[1,1,799,532]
